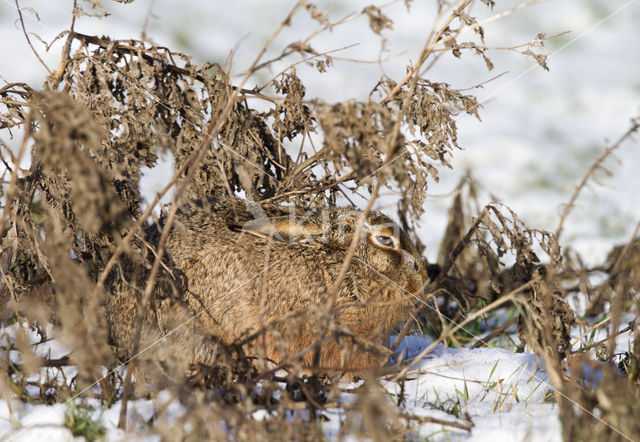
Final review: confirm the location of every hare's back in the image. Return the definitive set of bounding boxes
[166,223,341,334]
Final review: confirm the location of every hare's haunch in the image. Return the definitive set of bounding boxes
[106,197,427,374]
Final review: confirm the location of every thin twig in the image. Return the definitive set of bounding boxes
[140,0,157,41]
[572,320,637,354]
[471,316,519,348]
[556,118,639,241]
[401,412,473,431]
[260,171,355,203]
[13,0,51,74]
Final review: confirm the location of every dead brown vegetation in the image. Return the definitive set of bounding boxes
[1,1,639,440]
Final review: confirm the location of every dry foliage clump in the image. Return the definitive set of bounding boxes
[1,1,639,440]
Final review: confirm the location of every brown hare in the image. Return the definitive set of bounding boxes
[106,197,427,376]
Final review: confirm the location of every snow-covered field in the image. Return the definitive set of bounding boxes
[3,333,560,441]
[1,0,639,440]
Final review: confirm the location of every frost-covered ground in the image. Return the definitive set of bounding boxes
[1,0,639,440]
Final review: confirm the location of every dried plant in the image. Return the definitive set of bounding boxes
[1,1,638,440]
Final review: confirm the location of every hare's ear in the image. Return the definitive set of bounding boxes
[230,217,283,240]
[232,218,324,243]
[273,220,325,243]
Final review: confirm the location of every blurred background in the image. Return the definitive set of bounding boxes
[1,0,638,264]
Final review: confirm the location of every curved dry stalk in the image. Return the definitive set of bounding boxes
[325,180,381,311]
[13,0,52,74]
[556,118,639,242]
[140,0,157,41]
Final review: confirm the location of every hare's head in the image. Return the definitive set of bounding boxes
[350,212,426,296]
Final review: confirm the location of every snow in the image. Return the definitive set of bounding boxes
[0,403,73,442]
[384,341,562,441]
[1,0,639,440]
[0,336,563,441]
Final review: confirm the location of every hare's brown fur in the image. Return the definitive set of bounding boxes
[106,197,426,375]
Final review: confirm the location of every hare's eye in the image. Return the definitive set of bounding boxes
[374,235,395,248]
